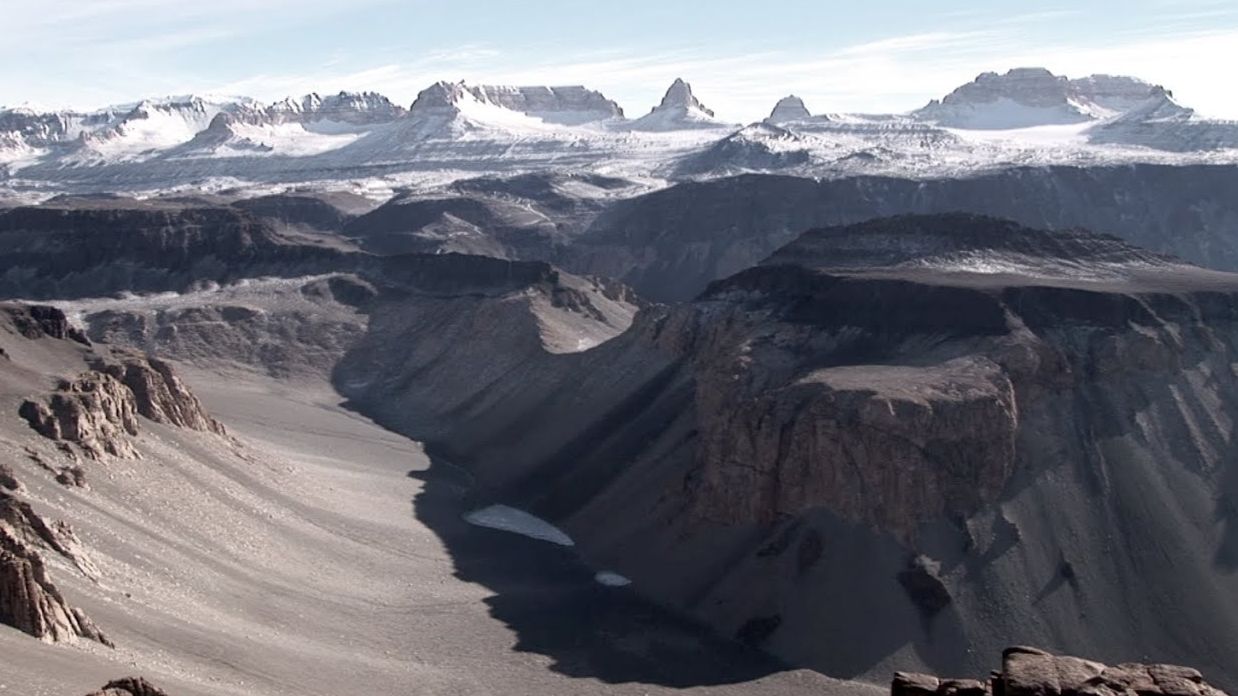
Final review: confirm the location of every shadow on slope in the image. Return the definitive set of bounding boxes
[404,450,798,688]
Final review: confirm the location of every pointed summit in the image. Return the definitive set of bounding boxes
[655,78,715,116]
[627,78,729,131]
[768,95,811,123]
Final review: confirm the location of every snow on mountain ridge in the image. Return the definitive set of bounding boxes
[913,67,1183,129]
[628,78,732,132]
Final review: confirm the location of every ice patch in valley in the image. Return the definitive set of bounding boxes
[464,504,575,547]
[594,571,632,587]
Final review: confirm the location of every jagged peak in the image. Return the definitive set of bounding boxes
[654,78,714,117]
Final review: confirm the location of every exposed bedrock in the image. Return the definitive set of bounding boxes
[89,352,226,434]
[2,304,90,344]
[16,326,226,458]
[84,677,171,696]
[0,202,351,299]
[892,646,1230,696]
[19,371,142,460]
[0,527,111,646]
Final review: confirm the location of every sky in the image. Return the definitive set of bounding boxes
[3,0,1237,121]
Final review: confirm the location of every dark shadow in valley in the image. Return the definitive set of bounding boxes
[405,449,799,689]
[1214,437,1238,572]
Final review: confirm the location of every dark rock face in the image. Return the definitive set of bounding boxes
[0,201,349,299]
[892,647,1230,696]
[2,304,90,344]
[344,174,623,260]
[0,463,18,491]
[897,556,953,617]
[565,166,1238,301]
[85,677,171,696]
[230,193,357,231]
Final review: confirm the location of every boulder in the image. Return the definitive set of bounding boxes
[85,677,171,696]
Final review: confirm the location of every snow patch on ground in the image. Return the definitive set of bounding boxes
[594,571,632,587]
[464,504,575,547]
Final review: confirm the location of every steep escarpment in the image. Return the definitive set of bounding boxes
[339,214,1238,691]
[564,165,1238,301]
[0,199,352,298]
[344,173,636,259]
[334,254,641,445]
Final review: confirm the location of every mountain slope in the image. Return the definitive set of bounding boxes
[332,213,1238,692]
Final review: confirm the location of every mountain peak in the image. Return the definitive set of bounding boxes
[768,95,811,123]
[914,67,1185,129]
[409,80,486,114]
[655,78,714,117]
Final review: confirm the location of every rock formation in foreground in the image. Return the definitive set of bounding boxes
[0,525,111,646]
[893,646,1229,696]
[19,371,143,460]
[85,677,171,696]
[15,312,226,458]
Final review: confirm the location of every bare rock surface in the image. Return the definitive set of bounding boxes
[892,647,1229,696]
[16,324,226,458]
[19,371,142,459]
[90,352,226,434]
[0,461,18,490]
[85,677,172,696]
[1,491,99,578]
[2,304,90,344]
[0,527,110,646]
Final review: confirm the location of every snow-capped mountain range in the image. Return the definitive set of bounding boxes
[2,68,1237,200]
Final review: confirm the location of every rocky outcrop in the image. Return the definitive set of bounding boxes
[18,350,224,458]
[0,527,111,646]
[19,372,141,460]
[892,647,1229,696]
[0,462,18,491]
[691,354,1017,539]
[90,353,225,435]
[0,492,97,578]
[2,304,90,344]
[84,677,171,696]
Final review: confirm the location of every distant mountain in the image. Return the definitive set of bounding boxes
[766,95,813,124]
[3,69,1238,196]
[912,67,1170,129]
[628,78,733,131]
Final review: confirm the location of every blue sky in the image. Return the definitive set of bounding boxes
[4,0,1237,120]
